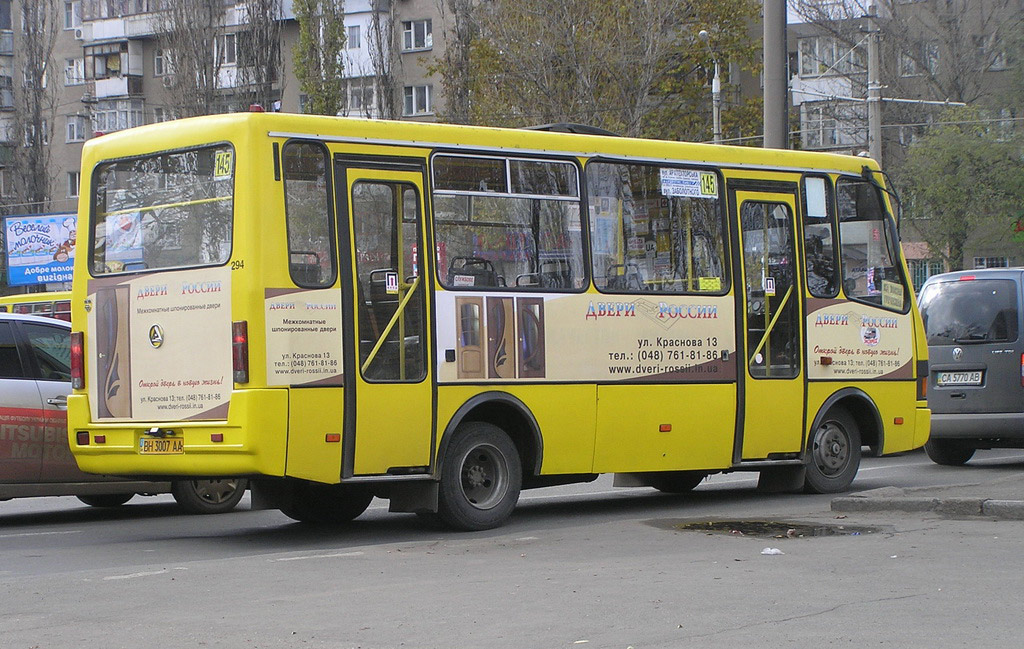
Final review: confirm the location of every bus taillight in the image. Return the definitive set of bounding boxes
[232,321,249,384]
[71,331,84,389]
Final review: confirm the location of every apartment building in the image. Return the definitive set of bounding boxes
[0,0,446,220]
[788,1,1022,284]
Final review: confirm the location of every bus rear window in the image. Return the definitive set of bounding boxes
[90,145,234,275]
[919,279,1019,345]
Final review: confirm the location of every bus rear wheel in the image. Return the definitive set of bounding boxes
[437,422,522,531]
[648,471,708,494]
[804,407,861,494]
[172,478,248,514]
[279,482,374,524]
[77,493,134,507]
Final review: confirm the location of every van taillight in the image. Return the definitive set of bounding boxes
[71,331,84,389]
[1020,353,1024,388]
[232,321,249,384]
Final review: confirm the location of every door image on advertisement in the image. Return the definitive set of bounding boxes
[487,297,515,379]
[95,286,132,418]
[456,296,485,379]
[517,297,546,378]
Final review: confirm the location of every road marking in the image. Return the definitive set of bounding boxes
[0,530,81,539]
[104,569,169,581]
[272,551,364,562]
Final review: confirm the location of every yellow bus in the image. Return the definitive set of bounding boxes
[68,112,929,530]
[0,292,72,321]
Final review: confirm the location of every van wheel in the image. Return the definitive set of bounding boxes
[172,478,248,514]
[924,439,975,466]
[648,471,708,494]
[804,408,861,494]
[77,493,134,507]
[279,482,374,524]
[437,422,522,531]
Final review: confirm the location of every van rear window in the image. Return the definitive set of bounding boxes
[919,279,1019,345]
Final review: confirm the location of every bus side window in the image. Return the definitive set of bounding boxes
[836,178,906,311]
[283,141,336,288]
[802,175,838,298]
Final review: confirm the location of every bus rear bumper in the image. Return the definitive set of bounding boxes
[68,389,288,478]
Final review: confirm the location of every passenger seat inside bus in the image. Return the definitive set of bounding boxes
[447,257,504,288]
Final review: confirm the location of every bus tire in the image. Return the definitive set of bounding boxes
[171,478,248,514]
[279,482,374,524]
[437,422,522,531]
[77,493,134,507]
[924,439,975,466]
[648,471,707,494]
[804,407,861,494]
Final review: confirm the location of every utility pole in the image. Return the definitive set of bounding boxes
[699,29,722,144]
[866,4,883,163]
[762,0,788,149]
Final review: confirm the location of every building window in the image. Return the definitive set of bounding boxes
[798,35,863,77]
[85,42,127,81]
[154,49,166,76]
[217,33,237,66]
[403,85,432,116]
[347,25,360,49]
[0,169,13,197]
[64,1,81,29]
[153,107,173,123]
[974,256,1009,269]
[68,171,81,198]
[345,76,375,114]
[66,114,88,142]
[402,19,432,51]
[24,121,49,147]
[64,58,84,86]
[909,259,944,291]
[92,99,144,134]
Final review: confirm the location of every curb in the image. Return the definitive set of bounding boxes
[831,495,1024,520]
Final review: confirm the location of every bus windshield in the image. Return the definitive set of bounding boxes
[90,144,235,275]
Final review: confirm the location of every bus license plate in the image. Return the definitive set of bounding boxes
[139,437,184,454]
[937,371,983,386]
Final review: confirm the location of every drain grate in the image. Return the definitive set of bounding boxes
[674,520,879,538]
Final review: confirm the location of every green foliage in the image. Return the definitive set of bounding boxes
[293,0,346,116]
[431,0,760,142]
[899,106,1024,270]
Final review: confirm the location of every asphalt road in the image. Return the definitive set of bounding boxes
[3,449,1024,648]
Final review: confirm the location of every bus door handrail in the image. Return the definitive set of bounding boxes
[361,276,421,374]
[748,285,793,366]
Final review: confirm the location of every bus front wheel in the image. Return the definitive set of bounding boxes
[279,482,374,524]
[804,408,861,494]
[437,422,522,531]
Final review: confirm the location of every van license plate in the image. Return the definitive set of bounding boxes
[139,437,184,454]
[937,371,983,386]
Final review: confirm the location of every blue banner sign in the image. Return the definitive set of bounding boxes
[4,213,77,286]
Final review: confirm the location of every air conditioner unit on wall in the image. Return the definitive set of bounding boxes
[74,28,85,40]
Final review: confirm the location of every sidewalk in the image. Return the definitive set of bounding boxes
[831,473,1024,519]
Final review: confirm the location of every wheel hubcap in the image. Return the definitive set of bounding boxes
[813,422,849,476]
[460,444,508,510]
[192,479,240,504]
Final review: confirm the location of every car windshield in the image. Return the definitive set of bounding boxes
[919,278,1019,345]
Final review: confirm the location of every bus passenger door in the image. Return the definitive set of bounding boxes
[732,189,804,459]
[339,166,434,477]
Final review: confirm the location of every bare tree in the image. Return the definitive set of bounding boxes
[236,0,285,111]
[293,0,346,115]
[367,0,399,119]
[432,0,475,124]
[8,0,60,214]
[154,0,227,117]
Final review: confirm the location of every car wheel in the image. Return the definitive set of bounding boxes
[437,422,522,531]
[77,493,134,507]
[171,478,248,514]
[804,407,861,494]
[279,482,374,524]
[647,471,708,494]
[924,439,975,466]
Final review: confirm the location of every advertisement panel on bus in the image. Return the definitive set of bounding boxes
[4,213,77,286]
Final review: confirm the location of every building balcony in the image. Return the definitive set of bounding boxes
[94,75,144,99]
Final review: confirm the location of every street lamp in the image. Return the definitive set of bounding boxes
[698,29,722,145]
